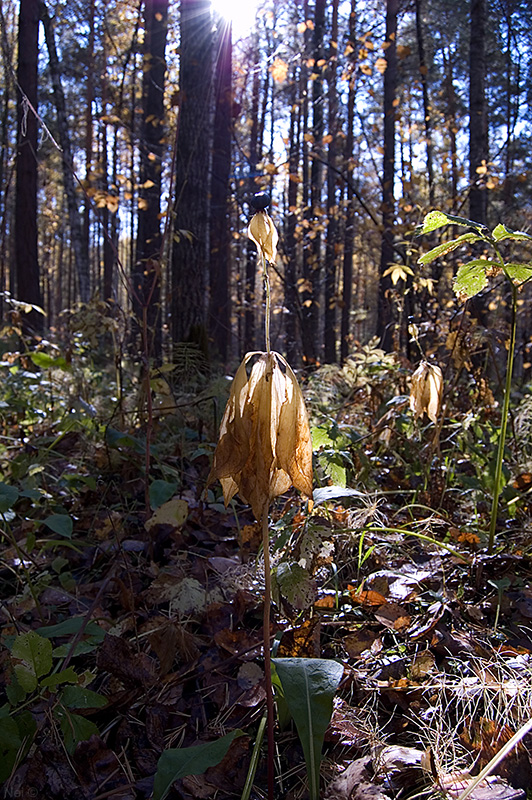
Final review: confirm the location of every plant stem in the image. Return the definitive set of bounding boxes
[263,251,271,354]
[261,506,275,800]
[488,282,518,553]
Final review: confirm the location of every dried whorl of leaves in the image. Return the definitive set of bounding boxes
[247,211,278,265]
[208,351,313,520]
[409,361,443,424]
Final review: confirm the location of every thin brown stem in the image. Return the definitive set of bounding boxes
[262,506,275,800]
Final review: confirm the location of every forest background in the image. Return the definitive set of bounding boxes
[4,0,532,370]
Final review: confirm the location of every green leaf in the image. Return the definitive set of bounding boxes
[42,514,73,538]
[0,482,19,513]
[453,260,491,298]
[0,715,22,782]
[106,426,146,454]
[149,480,178,510]
[492,223,532,242]
[153,730,244,800]
[274,562,316,610]
[11,631,53,693]
[416,210,485,236]
[40,667,79,689]
[60,685,107,709]
[56,708,99,754]
[272,658,344,800]
[36,617,104,640]
[504,263,532,285]
[30,352,69,370]
[418,232,481,266]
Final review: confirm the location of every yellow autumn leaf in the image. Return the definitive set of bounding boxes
[409,361,443,424]
[270,57,288,83]
[208,351,313,520]
[376,57,387,74]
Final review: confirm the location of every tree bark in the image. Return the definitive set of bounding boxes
[324,0,339,363]
[170,0,212,350]
[377,0,398,352]
[133,0,168,360]
[469,0,488,224]
[415,0,434,208]
[40,1,91,303]
[209,18,232,363]
[15,0,43,332]
[341,0,357,363]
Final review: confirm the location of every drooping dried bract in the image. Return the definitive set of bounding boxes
[410,361,443,424]
[208,351,313,520]
[247,211,278,264]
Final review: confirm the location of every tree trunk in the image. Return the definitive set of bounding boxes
[341,0,357,363]
[469,0,488,224]
[209,18,232,363]
[244,34,261,353]
[377,0,398,353]
[284,55,301,366]
[301,0,325,366]
[415,0,434,208]
[15,0,43,332]
[40,1,90,303]
[133,0,168,360]
[324,0,339,363]
[171,0,212,351]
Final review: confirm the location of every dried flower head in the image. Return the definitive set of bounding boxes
[248,210,278,264]
[208,351,313,520]
[410,361,443,424]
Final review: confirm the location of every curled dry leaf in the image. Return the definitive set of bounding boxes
[247,210,278,264]
[409,361,443,424]
[208,351,313,520]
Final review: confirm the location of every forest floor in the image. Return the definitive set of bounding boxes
[1,338,532,800]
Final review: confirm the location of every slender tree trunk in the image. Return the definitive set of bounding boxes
[209,18,232,363]
[341,0,357,363]
[469,0,488,224]
[15,0,43,332]
[415,0,434,208]
[83,0,95,282]
[324,0,339,363]
[285,56,301,366]
[40,0,90,303]
[443,47,459,211]
[377,0,398,352]
[133,0,168,360]
[170,0,212,350]
[301,0,325,366]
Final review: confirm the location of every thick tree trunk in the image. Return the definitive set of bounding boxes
[15,0,43,332]
[170,0,212,350]
[40,1,91,303]
[324,0,339,363]
[469,0,488,224]
[133,0,168,360]
[377,0,398,353]
[415,0,434,208]
[209,19,232,363]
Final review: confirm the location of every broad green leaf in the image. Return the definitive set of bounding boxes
[37,617,104,640]
[418,233,481,266]
[40,667,79,689]
[0,715,22,782]
[453,260,491,298]
[0,482,19,513]
[30,352,69,370]
[60,685,107,709]
[311,426,334,450]
[272,658,344,800]
[153,730,244,800]
[492,223,532,242]
[274,562,316,610]
[504,263,532,285]
[11,631,53,693]
[313,485,365,505]
[416,210,485,236]
[42,514,73,538]
[56,708,99,754]
[106,426,146,454]
[149,480,178,510]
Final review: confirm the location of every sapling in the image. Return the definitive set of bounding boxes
[416,210,532,552]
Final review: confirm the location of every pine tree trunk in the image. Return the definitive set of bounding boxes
[324,0,339,363]
[341,1,357,363]
[209,19,232,363]
[15,0,43,332]
[41,1,91,303]
[469,0,488,224]
[170,0,212,350]
[377,0,398,352]
[133,0,168,360]
[415,0,434,208]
